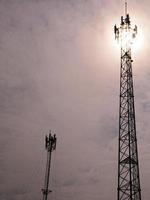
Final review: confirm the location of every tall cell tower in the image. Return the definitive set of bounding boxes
[42,132,57,200]
[114,2,141,200]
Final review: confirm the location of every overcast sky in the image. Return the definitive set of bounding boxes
[0,0,150,200]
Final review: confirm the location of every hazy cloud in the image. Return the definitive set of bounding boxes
[0,0,150,200]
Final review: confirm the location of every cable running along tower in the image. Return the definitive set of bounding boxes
[114,2,141,200]
[42,132,57,200]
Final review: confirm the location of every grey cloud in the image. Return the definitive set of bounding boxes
[0,0,149,200]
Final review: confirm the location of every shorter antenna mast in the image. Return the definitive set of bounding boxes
[42,131,57,200]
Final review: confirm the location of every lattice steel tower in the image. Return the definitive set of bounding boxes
[114,2,141,200]
[42,131,57,200]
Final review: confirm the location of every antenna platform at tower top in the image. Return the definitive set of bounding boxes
[114,1,137,46]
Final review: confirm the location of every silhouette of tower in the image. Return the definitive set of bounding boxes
[114,2,141,200]
[42,131,57,200]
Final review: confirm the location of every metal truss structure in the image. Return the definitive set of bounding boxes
[114,4,141,200]
[42,132,57,200]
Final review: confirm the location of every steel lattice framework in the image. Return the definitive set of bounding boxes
[114,5,141,200]
[42,132,57,200]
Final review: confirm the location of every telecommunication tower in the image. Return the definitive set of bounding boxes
[42,131,57,200]
[114,2,141,200]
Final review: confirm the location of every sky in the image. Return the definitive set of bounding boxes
[0,0,150,200]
